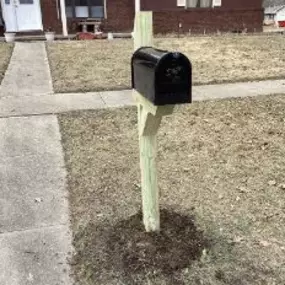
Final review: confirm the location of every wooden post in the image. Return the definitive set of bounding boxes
[133,12,174,232]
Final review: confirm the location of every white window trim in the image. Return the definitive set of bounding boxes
[213,0,222,7]
[177,0,186,7]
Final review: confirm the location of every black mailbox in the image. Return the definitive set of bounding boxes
[132,47,192,106]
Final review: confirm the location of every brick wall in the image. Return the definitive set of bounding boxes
[141,0,263,10]
[102,2,263,34]
[140,0,263,34]
[41,0,62,33]
[153,8,264,34]
[101,8,263,34]
[103,0,134,32]
[42,0,263,35]
[224,0,262,9]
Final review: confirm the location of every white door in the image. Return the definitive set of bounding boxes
[2,0,17,31]
[2,0,43,32]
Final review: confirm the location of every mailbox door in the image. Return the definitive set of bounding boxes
[155,53,192,106]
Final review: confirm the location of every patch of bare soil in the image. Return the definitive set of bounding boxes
[73,209,208,285]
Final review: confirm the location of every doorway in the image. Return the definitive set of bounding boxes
[1,0,43,32]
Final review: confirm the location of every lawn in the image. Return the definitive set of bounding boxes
[0,44,13,83]
[59,94,285,285]
[48,35,285,93]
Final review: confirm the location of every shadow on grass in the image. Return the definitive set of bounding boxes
[73,209,209,285]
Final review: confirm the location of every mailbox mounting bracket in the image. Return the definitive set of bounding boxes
[134,90,174,136]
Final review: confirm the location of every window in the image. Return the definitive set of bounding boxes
[177,0,186,7]
[180,0,221,8]
[66,0,104,18]
[269,14,275,20]
[212,0,221,7]
[19,0,34,4]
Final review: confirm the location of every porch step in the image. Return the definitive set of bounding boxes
[16,30,44,36]
[0,34,76,42]
[0,31,131,42]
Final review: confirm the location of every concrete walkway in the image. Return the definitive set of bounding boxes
[0,43,73,285]
[0,42,53,97]
[0,116,73,285]
[0,79,284,118]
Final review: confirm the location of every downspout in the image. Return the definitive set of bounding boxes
[59,0,68,36]
[104,0,107,19]
[56,0,60,19]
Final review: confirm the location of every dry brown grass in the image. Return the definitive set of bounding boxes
[59,94,285,285]
[48,35,285,93]
[0,44,13,83]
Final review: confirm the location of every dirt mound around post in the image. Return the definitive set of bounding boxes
[76,209,209,284]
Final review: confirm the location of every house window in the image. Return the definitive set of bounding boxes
[66,0,104,18]
[179,0,221,8]
[19,0,34,4]
[177,0,186,7]
[213,0,221,7]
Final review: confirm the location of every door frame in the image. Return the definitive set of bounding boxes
[1,0,43,32]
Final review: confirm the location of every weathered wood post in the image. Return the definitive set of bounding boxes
[132,12,192,232]
[133,12,170,232]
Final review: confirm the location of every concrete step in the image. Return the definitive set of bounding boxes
[0,34,76,42]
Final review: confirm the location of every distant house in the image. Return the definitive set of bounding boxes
[264,5,285,26]
[0,0,263,35]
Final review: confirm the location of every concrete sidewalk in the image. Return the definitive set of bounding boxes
[0,116,73,285]
[0,79,284,117]
[0,42,53,97]
[0,43,73,285]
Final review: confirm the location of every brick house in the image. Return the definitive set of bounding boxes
[1,0,263,35]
